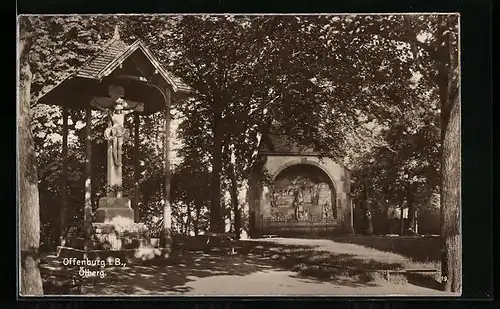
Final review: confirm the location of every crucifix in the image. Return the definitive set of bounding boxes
[91,84,144,197]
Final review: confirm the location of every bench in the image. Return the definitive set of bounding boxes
[204,232,237,255]
[262,234,278,238]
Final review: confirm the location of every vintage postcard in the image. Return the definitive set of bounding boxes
[17,13,461,297]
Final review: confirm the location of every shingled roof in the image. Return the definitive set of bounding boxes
[76,39,129,79]
[74,36,191,93]
[259,132,314,155]
[259,131,351,171]
[37,30,192,113]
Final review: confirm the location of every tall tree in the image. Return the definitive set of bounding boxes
[18,16,44,296]
[431,16,461,293]
[319,14,460,291]
[351,97,440,236]
[377,14,460,292]
[171,152,212,236]
[168,15,357,231]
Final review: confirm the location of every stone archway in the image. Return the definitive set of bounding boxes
[271,158,338,187]
[248,154,352,237]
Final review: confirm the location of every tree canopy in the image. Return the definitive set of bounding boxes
[21,14,460,292]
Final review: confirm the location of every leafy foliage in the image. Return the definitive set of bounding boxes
[26,15,459,290]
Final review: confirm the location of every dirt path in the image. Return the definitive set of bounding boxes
[159,269,450,296]
[42,238,458,296]
[81,257,451,296]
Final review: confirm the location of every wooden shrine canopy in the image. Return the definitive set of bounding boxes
[37,32,191,114]
[35,29,192,240]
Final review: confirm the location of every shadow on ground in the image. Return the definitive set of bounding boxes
[235,240,441,291]
[40,238,442,295]
[83,251,278,294]
[42,250,286,295]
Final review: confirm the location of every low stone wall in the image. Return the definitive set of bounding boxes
[172,234,235,254]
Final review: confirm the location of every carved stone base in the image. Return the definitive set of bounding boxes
[92,223,149,250]
[95,197,134,223]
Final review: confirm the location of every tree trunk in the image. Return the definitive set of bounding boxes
[399,205,405,236]
[210,112,224,232]
[133,112,141,222]
[83,106,93,247]
[18,21,43,295]
[185,203,192,236]
[179,218,184,236]
[408,207,417,234]
[435,16,461,292]
[163,88,172,251]
[408,192,417,235]
[440,86,461,293]
[364,184,373,236]
[60,106,68,244]
[407,15,460,292]
[194,206,200,236]
[247,158,265,237]
[228,163,241,239]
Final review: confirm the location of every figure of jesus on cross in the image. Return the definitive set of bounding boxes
[91,84,144,198]
[105,97,129,168]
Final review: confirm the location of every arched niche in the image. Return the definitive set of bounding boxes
[269,163,338,221]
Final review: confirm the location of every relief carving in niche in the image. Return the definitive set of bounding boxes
[270,170,337,221]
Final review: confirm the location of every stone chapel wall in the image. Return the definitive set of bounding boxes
[249,155,353,237]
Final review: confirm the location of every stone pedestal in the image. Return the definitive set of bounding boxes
[95,196,134,223]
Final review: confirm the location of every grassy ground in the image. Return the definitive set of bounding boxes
[328,235,441,263]
[239,238,440,267]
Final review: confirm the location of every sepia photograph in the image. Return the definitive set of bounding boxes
[17,13,461,297]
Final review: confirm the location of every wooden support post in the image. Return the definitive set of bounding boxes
[163,87,172,251]
[84,106,92,247]
[104,114,112,196]
[364,182,373,235]
[60,106,68,245]
[134,112,140,222]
